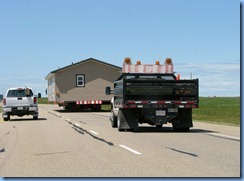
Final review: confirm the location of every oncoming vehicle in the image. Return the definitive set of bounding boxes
[2,87,39,121]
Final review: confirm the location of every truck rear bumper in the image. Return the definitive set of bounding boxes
[3,106,38,116]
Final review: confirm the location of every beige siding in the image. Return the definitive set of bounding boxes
[48,76,56,102]
[55,60,120,102]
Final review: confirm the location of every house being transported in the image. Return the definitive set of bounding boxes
[45,58,121,111]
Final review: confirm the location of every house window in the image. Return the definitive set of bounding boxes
[76,74,85,87]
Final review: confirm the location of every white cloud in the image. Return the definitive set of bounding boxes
[175,63,240,97]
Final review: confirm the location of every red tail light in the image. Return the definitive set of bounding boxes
[3,98,6,105]
[34,97,37,104]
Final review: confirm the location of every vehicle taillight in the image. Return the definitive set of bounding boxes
[34,97,37,104]
[3,98,6,105]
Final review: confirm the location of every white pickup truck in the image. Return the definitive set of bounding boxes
[2,87,39,121]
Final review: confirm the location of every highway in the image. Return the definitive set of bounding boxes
[0,104,240,177]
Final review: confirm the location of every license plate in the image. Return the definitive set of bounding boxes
[156,110,166,116]
[17,107,23,110]
[29,107,37,111]
[4,108,12,112]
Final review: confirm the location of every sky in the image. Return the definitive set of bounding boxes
[0,0,240,97]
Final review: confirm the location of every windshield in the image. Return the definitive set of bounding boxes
[7,89,33,97]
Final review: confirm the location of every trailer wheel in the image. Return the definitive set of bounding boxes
[91,105,101,112]
[63,105,70,111]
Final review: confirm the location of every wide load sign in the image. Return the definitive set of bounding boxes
[122,57,174,74]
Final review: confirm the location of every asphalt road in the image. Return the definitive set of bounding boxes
[0,104,240,177]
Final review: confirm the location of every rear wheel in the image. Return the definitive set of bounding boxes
[117,109,138,131]
[63,105,70,111]
[173,127,190,132]
[111,111,117,128]
[172,109,192,132]
[33,115,38,120]
[117,110,124,131]
[3,115,10,121]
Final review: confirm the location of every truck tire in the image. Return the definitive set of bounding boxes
[117,109,138,131]
[172,108,192,132]
[33,115,38,120]
[117,109,125,131]
[173,127,190,132]
[3,115,10,121]
[111,111,117,128]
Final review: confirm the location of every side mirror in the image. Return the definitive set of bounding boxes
[105,87,112,95]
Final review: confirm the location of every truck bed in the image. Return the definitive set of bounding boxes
[114,73,199,109]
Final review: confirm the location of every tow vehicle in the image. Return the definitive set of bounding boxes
[106,58,199,131]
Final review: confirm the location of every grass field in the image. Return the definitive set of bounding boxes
[192,97,240,126]
[1,97,240,126]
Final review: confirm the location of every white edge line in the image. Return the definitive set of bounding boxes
[74,123,80,127]
[89,130,99,135]
[207,133,240,141]
[119,145,142,155]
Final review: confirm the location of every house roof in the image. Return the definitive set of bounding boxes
[45,58,121,80]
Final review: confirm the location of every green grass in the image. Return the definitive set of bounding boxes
[193,97,240,126]
[38,97,54,104]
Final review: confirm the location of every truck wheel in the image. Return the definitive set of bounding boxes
[172,108,192,132]
[117,110,124,131]
[3,115,10,121]
[117,109,138,131]
[173,127,190,132]
[111,111,117,128]
[33,116,38,120]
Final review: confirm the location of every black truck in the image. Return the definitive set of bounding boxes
[106,58,199,132]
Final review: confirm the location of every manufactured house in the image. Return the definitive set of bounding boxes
[45,58,121,110]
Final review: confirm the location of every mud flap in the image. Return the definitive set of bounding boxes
[172,108,193,131]
[118,109,138,131]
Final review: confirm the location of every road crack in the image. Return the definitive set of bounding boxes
[165,147,198,157]
[72,125,114,146]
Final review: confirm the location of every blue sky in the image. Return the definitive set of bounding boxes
[0,0,240,97]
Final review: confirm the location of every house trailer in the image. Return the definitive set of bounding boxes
[45,58,121,111]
